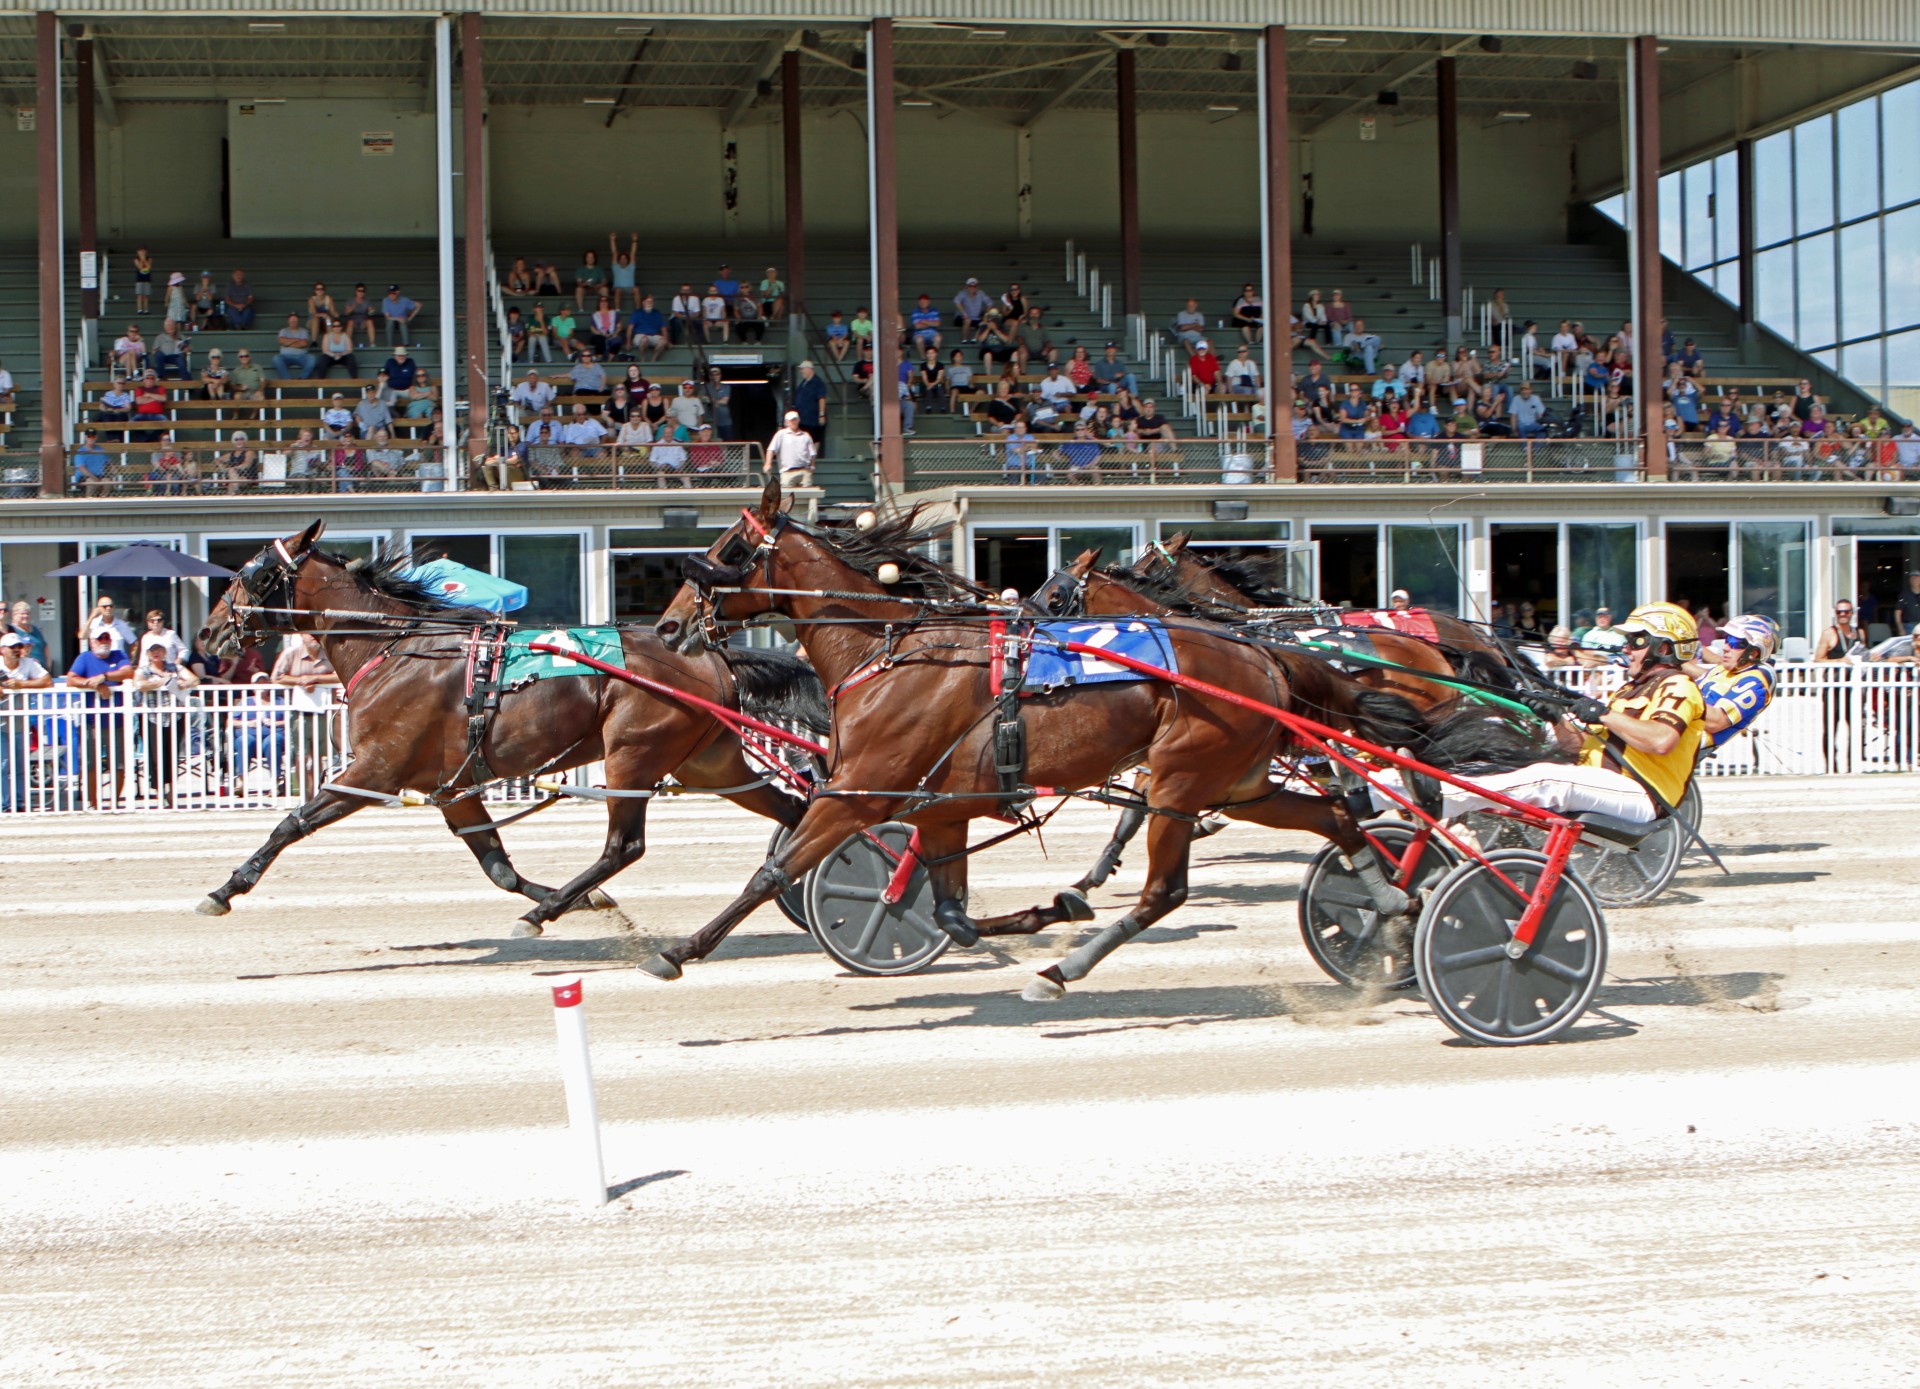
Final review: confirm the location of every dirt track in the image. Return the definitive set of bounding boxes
[4,778,1919,1387]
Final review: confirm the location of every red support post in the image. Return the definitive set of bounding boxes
[1117,47,1141,318]
[76,34,97,324]
[782,48,805,321]
[36,12,64,497]
[1437,57,1462,346]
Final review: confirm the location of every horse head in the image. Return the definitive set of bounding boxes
[207,519,326,656]
[1030,547,1103,617]
[657,472,788,652]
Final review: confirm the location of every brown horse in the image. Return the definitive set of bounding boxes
[202,521,824,936]
[650,478,1535,1001]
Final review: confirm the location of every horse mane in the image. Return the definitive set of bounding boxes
[1202,551,1312,608]
[333,546,497,620]
[1100,561,1244,621]
[811,507,998,603]
[720,645,829,735]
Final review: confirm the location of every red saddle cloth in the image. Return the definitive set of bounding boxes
[1341,608,1441,642]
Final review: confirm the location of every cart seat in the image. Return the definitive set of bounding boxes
[1570,811,1658,846]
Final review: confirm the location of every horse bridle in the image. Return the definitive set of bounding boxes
[679,508,786,648]
[1031,565,1086,618]
[224,537,312,649]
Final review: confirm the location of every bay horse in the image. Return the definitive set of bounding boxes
[202,520,826,936]
[1033,548,1558,891]
[649,476,1542,1002]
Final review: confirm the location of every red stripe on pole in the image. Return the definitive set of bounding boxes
[551,978,583,1008]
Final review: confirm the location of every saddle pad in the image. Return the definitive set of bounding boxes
[1024,620,1179,692]
[1341,608,1441,641]
[503,627,628,682]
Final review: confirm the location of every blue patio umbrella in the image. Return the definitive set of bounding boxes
[405,558,529,613]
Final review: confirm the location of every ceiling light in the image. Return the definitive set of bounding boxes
[615,25,652,35]
[1306,35,1348,46]
[249,98,287,105]
[1496,110,1532,121]
[1208,104,1240,113]
[583,97,617,106]
[970,29,1007,38]
[247,21,286,32]
[901,97,935,107]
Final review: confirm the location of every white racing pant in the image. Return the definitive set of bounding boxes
[1373,761,1657,824]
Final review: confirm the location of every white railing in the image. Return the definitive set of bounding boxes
[65,336,88,448]
[1409,242,1423,286]
[5,663,1920,816]
[487,245,510,390]
[1427,258,1440,301]
[1063,238,1075,284]
[1101,282,1113,329]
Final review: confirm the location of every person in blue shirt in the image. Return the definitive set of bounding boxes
[381,345,419,399]
[790,360,828,446]
[1369,366,1405,401]
[712,265,741,301]
[1690,615,1778,748]
[1406,402,1441,439]
[71,430,112,495]
[627,296,668,360]
[67,629,132,807]
[1336,384,1370,439]
[909,295,943,352]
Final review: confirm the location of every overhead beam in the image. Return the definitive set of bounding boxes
[602,36,652,128]
[722,29,800,125]
[1299,35,1478,136]
[1020,50,1114,127]
[801,40,972,117]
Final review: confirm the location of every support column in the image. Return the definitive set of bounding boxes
[460,13,488,476]
[1631,34,1664,477]
[76,31,97,323]
[1436,56,1462,346]
[782,48,805,327]
[36,12,64,496]
[1116,47,1141,318]
[433,18,458,488]
[868,18,902,488]
[1735,136,1756,343]
[1260,26,1294,483]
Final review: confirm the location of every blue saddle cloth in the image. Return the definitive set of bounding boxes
[1023,620,1179,692]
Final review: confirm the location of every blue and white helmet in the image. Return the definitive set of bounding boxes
[1720,614,1779,665]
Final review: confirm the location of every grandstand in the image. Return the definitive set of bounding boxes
[0,8,1916,654]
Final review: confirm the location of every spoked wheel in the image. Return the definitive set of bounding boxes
[765,826,813,930]
[1462,810,1538,853]
[1571,808,1688,908]
[806,822,950,977]
[1414,849,1607,1046]
[1675,781,1707,863]
[1298,819,1458,991]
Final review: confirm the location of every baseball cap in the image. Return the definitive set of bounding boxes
[966,277,979,285]
[0,633,23,648]
[388,284,400,291]
[91,630,113,642]
[1390,589,1410,602]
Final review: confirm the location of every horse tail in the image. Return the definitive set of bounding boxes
[1457,649,1517,690]
[720,645,830,735]
[1419,696,1569,773]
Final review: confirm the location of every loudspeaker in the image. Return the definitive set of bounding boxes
[1377,90,1399,106]
[1883,496,1920,517]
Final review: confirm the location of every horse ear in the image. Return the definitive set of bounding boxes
[1072,547,1102,574]
[757,469,782,524]
[296,518,326,551]
[1164,532,1190,554]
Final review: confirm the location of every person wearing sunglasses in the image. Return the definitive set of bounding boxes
[1688,615,1780,749]
[1373,602,1706,825]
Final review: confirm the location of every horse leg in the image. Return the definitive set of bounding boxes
[1227,789,1410,916]
[439,795,610,917]
[196,784,367,916]
[1076,768,1149,891]
[1024,807,1196,1002]
[513,790,653,938]
[639,794,890,981]
[901,817,1091,943]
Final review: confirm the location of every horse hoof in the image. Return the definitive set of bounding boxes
[195,897,231,917]
[1022,974,1067,1003]
[1054,888,1095,923]
[637,953,683,982]
[585,888,620,911]
[510,921,545,939]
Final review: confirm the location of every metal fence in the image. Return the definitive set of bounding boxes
[2,661,1915,816]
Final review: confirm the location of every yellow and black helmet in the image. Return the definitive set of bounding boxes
[1617,601,1699,663]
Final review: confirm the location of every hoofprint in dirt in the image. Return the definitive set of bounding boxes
[2,777,1919,1387]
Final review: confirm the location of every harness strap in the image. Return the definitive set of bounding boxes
[343,653,388,702]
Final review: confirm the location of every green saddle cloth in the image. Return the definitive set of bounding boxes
[501,627,628,682]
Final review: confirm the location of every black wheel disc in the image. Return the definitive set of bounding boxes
[1415,849,1607,1046]
[1298,819,1459,991]
[806,822,949,977]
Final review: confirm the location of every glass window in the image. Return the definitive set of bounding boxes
[1738,522,1808,640]
[1659,171,1684,265]
[1838,220,1882,342]
[1386,524,1460,615]
[1713,259,1742,308]
[1884,81,1920,211]
[1754,131,1794,246]
[1594,193,1626,227]
[412,534,490,573]
[1796,232,1837,347]
[1683,163,1713,270]
[1887,328,1920,422]
[1841,341,1884,401]
[1756,245,1796,337]
[1714,151,1741,264]
[1567,524,1637,624]
[1837,99,1880,224]
[1795,114,1835,235]
[1054,525,1137,571]
[610,526,719,550]
[501,534,582,627]
[1888,206,1920,332]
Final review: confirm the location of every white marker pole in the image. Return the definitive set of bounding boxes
[548,976,607,1207]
